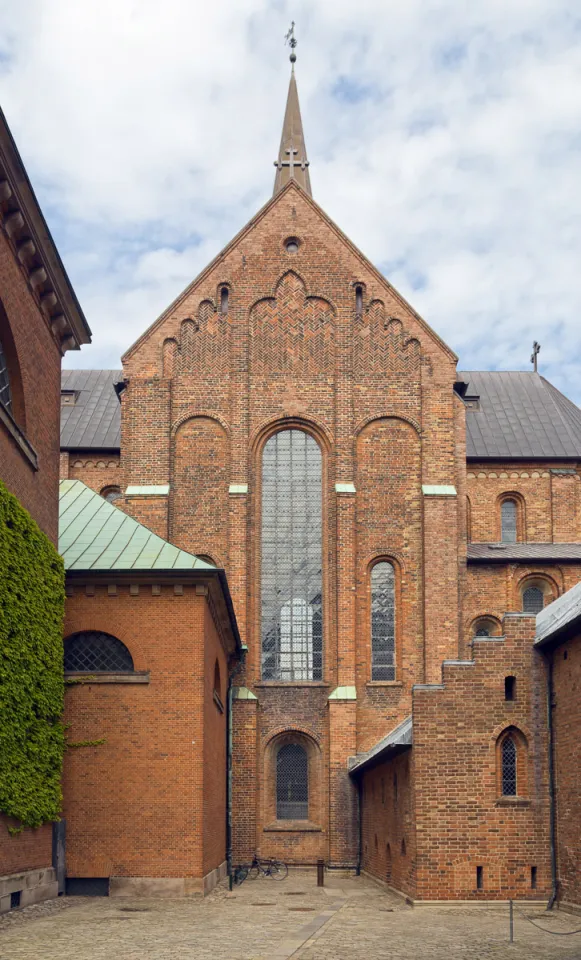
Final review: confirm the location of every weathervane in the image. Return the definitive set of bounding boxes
[530,340,541,373]
[285,21,297,64]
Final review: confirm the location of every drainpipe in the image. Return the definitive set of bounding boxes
[356,776,362,876]
[226,647,246,891]
[545,651,558,909]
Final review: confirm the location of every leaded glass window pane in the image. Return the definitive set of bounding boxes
[501,500,517,543]
[276,743,308,819]
[0,339,11,412]
[523,587,544,614]
[501,736,517,795]
[261,430,322,681]
[475,627,490,637]
[371,562,396,681]
[64,631,134,672]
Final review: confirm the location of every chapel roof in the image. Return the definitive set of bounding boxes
[535,578,581,648]
[60,369,122,450]
[59,479,216,572]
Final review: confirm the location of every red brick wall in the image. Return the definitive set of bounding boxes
[62,583,227,882]
[61,451,124,497]
[550,633,581,906]
[202,598,228,876]
[0,820,52,876]
[360,751,415,898]
[0,232,61,543]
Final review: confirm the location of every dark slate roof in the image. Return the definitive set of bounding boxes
[459,372,581,460]
[60,370,122,450]
[468,543,581,563]
[348,716,412,776]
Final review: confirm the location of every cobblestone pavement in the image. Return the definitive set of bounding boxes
[2,873,581,960]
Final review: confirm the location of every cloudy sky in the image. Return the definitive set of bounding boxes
[1,1,581,399]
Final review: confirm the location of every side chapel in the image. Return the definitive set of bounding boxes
[59,55,581,903]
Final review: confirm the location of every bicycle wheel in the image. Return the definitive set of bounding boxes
[269,860,288,880]
[247,863,260,880]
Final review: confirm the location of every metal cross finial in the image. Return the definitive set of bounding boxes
[285,21,297,64]
[530,341,541,373]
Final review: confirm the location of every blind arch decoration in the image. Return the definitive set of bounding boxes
[64,631,134,673]
[501,499,517,542]
[371,561,396,680]
[276,743,308,820]
[261,429,323,681]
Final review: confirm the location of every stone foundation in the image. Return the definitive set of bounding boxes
[0,867,58,913]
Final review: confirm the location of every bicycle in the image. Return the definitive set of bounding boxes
[233,855,288,884]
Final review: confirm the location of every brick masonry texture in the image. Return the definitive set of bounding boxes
[0,232,63,882]
[65,180,581,901]
[62,584,229,887]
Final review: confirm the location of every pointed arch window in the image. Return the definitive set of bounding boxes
[371,561,396,680]
[501,736,517,796]
[261,429,323,681]
[501,499,517,542]
[276,743,308,819]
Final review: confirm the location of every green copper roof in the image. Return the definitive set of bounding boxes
[59,480,216,572]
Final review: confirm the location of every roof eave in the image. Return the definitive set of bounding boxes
[0,107,91,352]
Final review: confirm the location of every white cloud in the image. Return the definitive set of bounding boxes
[1,0,580,400]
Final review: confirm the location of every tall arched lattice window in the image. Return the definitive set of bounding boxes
[0,338,12,412]
[501,499,517,542]
[64,631,134,672]
[522,586,544,614]
[371,561,396,680]
[501,736,517,795]
[276,743,308,819]
[261,430,323,680]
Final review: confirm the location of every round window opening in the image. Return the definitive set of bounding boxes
[285,237,300,254]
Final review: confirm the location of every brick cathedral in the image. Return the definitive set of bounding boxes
[52,61,581,905]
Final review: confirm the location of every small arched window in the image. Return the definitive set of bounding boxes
[466,496,472,543]
[213,660,221,698]
[276,743,308,820]
[220,286,229,315]
[371,561,396,680]
[501,735,517,795]
[501,499,517,542]
[472,616,500,638]
[505,676,516,701]
[0,337,12,412]
[64,631,134,672]
[101,486,122,503]
[355,285,363,316]
[523,586,544,614]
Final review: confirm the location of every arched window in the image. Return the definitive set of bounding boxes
[501,735,517,795]
[355,285,363,316]
[261,430,323,681]
[100,485,122,503]
[220,286,229,315]
[471,616,500,638]
[0,337,12,412]
[276,743,308,819]
[371,561,396,680]
[501,499,517,542]
[523,586,544,614]
[64,631,134,672]
[213,659,221,698]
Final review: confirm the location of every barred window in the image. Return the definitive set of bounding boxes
[371,561,396,680]
[523,586,544,614]
[0,338,11,412]
[501,499,517,542]
[276,743,308,819]
[501,736,517,795]
[64,631,134,672]
[261,430,323,681]
[100,486,121,503]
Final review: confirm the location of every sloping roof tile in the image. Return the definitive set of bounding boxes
[60,370,122,450]
[59,480,215,572]
[459,371,581,460]
[468,543,581,563]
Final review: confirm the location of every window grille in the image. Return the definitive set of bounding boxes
[371,562,396,680]
[501,736,517,795]
[101,486,121,503]
[276,743,308,819]
[0,339,11,412]
[475,627,490,637]
[64,631,134,672]
[523,586,544,614]
[501,499,517,542]
[261,430,323,681]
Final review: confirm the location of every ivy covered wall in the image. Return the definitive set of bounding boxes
[0,479,65,829]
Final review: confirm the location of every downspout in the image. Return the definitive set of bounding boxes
[356,775,362,876]
[545,651,558,909]
[226,648,246,891]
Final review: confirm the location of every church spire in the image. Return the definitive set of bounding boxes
[273,24,312,196]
